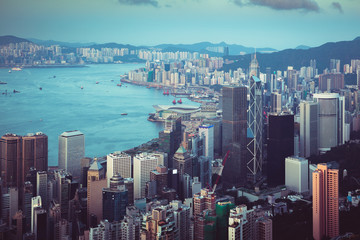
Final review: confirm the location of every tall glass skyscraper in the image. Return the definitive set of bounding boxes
[222,86,247,187]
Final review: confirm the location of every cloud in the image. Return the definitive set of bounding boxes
[118,0,158,7]
[331,2,343,13]
[233,0,320,12]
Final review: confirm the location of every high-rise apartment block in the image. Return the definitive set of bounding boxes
[299,101,319,158]
[285,156,308,193]
[222,86,247,187]
[312,163,339,240]
[58,130,85,180]
[199,124,214,160]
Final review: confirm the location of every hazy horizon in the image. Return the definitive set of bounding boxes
[1,0,360,50]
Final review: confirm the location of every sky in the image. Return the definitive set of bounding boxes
[0,0,359,50]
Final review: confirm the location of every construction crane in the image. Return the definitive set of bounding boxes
[210,150,230,192]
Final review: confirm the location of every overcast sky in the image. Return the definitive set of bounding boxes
[0,0,359,49]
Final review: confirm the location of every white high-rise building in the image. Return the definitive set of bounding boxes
[31,196,42,234]
[36,171,48,209]
[299,101,319,158]
[58,130,85,180]
[107,151,131,186]
[271,92,282,113]
[133,153,158,199]
[199,124,214,161]
[285,156,309,193]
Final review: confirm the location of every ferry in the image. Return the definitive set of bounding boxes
[163,90,169,95]
[177,98,182,104]
[172,99,176,105]
[121,113,128,116]
[117,83,122,87]
[11,67,22,71]
[0,81,7,85]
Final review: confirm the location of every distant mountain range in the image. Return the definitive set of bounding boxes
[222,37,360,72]
[0,35,31,45]
[27,38,96,48]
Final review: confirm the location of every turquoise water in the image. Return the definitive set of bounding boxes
[0,64,197,166]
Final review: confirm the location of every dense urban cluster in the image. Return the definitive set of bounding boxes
[1,41,360,240]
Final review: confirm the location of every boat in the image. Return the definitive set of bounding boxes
[81,86,83,89]
[0,81,7,84]
[39,87,42,90]
[11,67,22,71]
[121,113,128,116]
[53,75,56,78]
[163,90,170,95]
[8,70,11,73]
[177,98,182,104]
[96,81,99,84]
[172,99,176,105]
[13,89,20,93]
[117,83,122,87]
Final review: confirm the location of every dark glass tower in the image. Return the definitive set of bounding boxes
[102,186,128,222]
[267,113,294,187]
[222,86,248,187]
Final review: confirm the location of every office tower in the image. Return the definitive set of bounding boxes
[271,92,282,113]
[222,86,247,187]
[54,170,71,219]
[31,196,42,234]
[87,159,106,225]
[173,146,193,199]
[197,156,212,188]
[299,101,319,158]
[1,187,19,227]
[199,124,214,160]
[285,156,308,193]
[124,178,134,205]
[33,208,47,240]
[170,200,191,240]
[102,185,128,222]
[192,177,202,195]
[313,93,344,152]
[80,157,91,187]
[357,68,360,89]
[12,210,26,240]
[133,153,158,199]
[150,165,168,197]
[89,220,123,240]
[313,163,339,240]
[310,59,317,76]
[287,66,297,91]
[0,134,22,188]
[247,75,263,182]
[36,171,47,209]
[203,117,222,156]
[249,53,260,77]
[267,113,294,187]
[23,181,33,231]
[58,130,85,180]
[107,151,131,186]
[318,73,344,92]
[22,133,48,185]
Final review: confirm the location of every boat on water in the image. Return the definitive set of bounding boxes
[81,86,84,89]
[121,113,128,116]
[0,81,7,84]
[172,99,176,105]
[163,90,170,95]
[39,87,42,90]
[117,83,122,87]
[13,89,20,93]
[96,81,100,84]
[12,67,22,71]
[8,70,11,73]
[177,98,182,104]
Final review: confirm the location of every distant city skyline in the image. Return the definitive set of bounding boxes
[1,0,359,50]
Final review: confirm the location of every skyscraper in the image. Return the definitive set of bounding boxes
[299,101,319,158]
[247,75,263,182]
[133,153,158,199]
[102,185,128,222]
[199,124,214,161]
[36,171,47,209]
[222,86,247,187]
[313,163,339,240]
[267,113,294,187]
[249,53,260,78]
[285,156,308,193]
[0,134,22,188]
[107,151,131,186]
[270,92,282,113]
[313,93,344,152]
[58,130,85,180]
